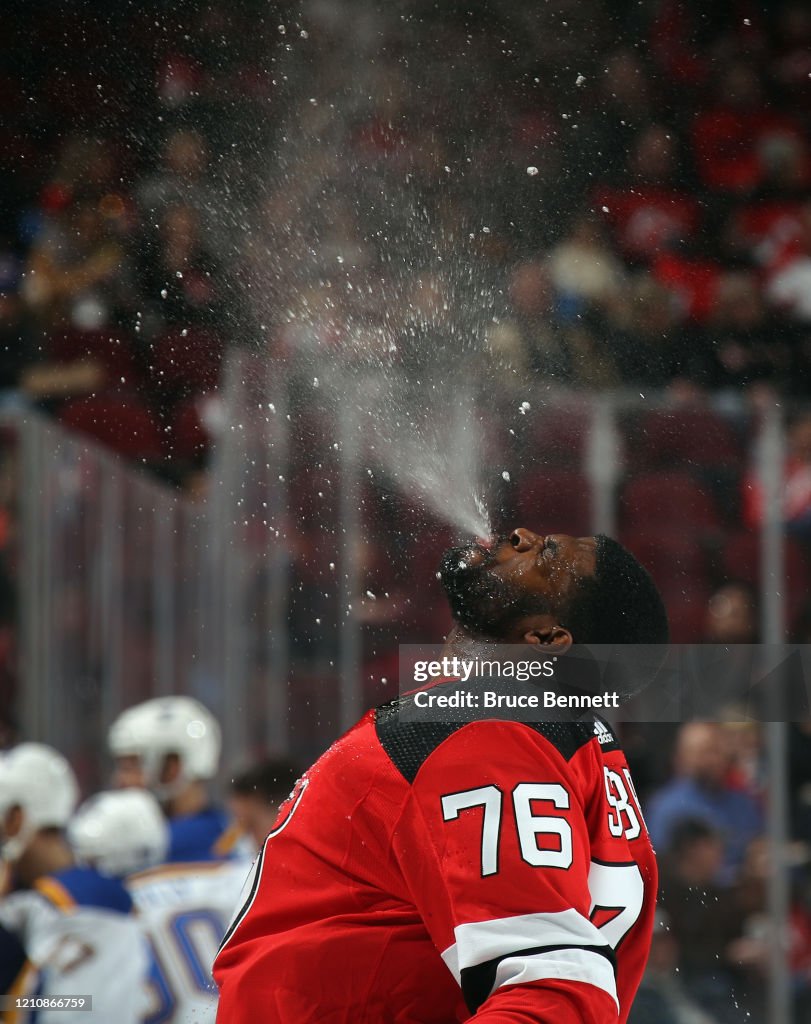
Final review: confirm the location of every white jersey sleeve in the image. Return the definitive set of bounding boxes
[0,889,149,1024]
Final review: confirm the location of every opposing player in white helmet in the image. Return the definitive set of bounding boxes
[0,743,78,887]
[68,788,170,878]
[109,701,252,1023]
[108,696,236,862]
[0,743,79,1004]
[1,787,167,1023]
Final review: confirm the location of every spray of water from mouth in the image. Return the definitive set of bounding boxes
[220,5,546,545]
[327,358,494,540]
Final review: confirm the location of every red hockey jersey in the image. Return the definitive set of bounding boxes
[214,692,657,1023]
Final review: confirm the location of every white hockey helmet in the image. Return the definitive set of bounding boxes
[108,697,221,791]
[68,789,169,877]
[0,743,79,862]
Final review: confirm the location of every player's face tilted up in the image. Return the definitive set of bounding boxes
[214,527,669,1024]
[440,527,668,649]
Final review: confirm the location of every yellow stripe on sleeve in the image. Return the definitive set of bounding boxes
[33,876,76,912]
[3,960,37,1024]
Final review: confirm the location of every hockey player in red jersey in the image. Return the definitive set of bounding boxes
[214,528,669,1023]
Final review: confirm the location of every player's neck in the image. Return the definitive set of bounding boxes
[442,626,502,661]
[17,833,74,886]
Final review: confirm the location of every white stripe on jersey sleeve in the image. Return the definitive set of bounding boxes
[493,946,618,1008]
[441,909,616,1006]
[442,907,610,978]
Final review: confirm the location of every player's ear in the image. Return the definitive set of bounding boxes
[522,624,573,652]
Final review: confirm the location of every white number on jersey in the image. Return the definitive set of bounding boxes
[145,908,229,1024]
[603,767,642,840]
[129,859,252,1024]
[588,860,645,950]
[441,783,574,877]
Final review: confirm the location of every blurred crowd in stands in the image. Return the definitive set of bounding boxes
[0,0,810,476]
[1,0,811,1018]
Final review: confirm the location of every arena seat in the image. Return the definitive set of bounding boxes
[721,528,810,624]
[60,395,165,462]
[660,583,712,643]
[530,406,592,464]
[147,327,223,396]
[631,409,743,469]
[169,397,209,463]
[620,529,711,594]
[47,328,141,391]
[621,471,721,531]
[515,468,592,537]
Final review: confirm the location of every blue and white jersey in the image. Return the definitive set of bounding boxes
[127,857,251,1024]
[0,867,149,1024]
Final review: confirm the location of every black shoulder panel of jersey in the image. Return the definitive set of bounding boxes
[375,694,601,785]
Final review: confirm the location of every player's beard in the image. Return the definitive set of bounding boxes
[438,542,554,638]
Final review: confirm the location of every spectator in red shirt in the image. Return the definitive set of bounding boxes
[595,125,701,265]
[692,61,810,194]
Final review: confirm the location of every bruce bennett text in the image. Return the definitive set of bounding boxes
[412,689,620,710]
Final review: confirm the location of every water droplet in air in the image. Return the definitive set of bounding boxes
[502,471,511,482]
[519,401,531,414]
[526,166,539,177]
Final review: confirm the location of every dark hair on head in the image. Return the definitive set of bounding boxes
[669,817,721,858]
[231,759,302,805]
[562,535,669,645]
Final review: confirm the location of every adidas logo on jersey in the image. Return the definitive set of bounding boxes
[594,720,614,745]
